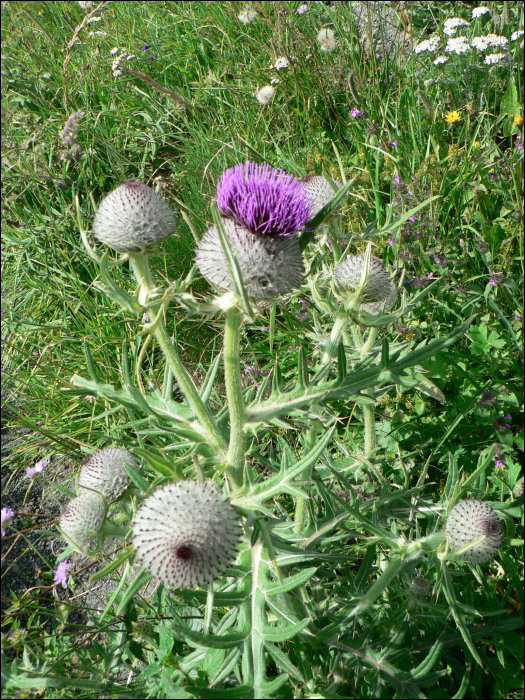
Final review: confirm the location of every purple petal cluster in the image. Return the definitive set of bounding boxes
[216,162,311,238]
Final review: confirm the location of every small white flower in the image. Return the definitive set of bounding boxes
[89,31,107,37]
[78,1,93,8]
[270,77,280,85]
[423,78,434,87]
[273,56,289,70]
[256,85,275,105]
[113,69,123,77]
[443,18,470,36]
[433,55,449,65]
[238,8,257,25]
[471,6,490,19]
[484,53,505,64]
[85,16,102,24]
[511,30,524,41]
[445,36,470,54]
[472,34,508,50]
[414,36,440,54]
[317,27,337,52]
[110,47,120,55]
[127,55,135,60]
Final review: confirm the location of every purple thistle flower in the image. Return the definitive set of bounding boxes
[350,107,361,118]
[297,3,308,13]
[216,162,311,238]
[54,561,72,589]
[1,507,15,536]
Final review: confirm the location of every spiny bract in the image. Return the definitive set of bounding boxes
[77,447,138,502]
[334,254,397,314]
[445,499,503,565]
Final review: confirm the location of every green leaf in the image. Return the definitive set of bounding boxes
[185,685,252,699]
[264,642,305,682]
[115,567,152,616]
[265,567,317,596]
[171,623,248,649]
[261,618,310,642]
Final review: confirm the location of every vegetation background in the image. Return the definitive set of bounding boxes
[1,1,523,698]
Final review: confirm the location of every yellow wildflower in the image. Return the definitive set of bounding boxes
[473,140,481,148]
[445,111,461,123]
[514,115,524,126]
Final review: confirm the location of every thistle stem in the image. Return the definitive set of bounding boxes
[224,307,245,490]
[294,421,318,534]
[320,312,348,366]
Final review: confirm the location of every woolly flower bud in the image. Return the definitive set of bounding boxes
[78,448,138,502]
[132,480,242,588]
[410,576,430,596]
[59,492,106,547]
[317,27,337,52]
[303,175,344,220]
[334,255,397,314]
[216,162,311,238]
[195,217,304,300]
[92,181,177,253]
[446,500,503,565]
[256,86,275,105]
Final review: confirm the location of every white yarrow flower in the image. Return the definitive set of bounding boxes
[445,500,503,565]
[472,34,508,50]
[414,36,440,54]
[471,7,490,19]
[238,8,257,25]
[85,16,102,24]
[270,78,280,85]
[132,480,242,588]
[78,448,138,502]
[484,53,505,64]
[443,18,470,36]
[433,55,449,65]
[317,28,337,52]
[511,30,524,41]
[256,85,275,105]
[110,47,120,55]
[445,36,470,54]
[78,1,94,8]
[272,56,289,70]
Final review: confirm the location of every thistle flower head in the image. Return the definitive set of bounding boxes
[93,181,177,253]
[132,480,242,588]
[59,492,106,548]
[78,447,138,502]
[216,162,311,238]
[302,175,344,220]
[334,255,397,314]
[410,576,430,596]
[445,500,503,565]
[195,217,304,300]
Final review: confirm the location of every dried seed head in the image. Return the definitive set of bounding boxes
[92,180,177,253]
[410,576,430,596]
[78,447,138,502]
[132,480,242,588]
[302,175,344,220]
[334,254,397,314]
[195,217,304,300]
[446,500,503,565]
[59,492,106,547]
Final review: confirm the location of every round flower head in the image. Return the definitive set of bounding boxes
[59,491,106,548]
[132,480,242,588]
[410,576,430,597]
[195,217,304,300]
[92,180,177,253]
[334,255,397,314]
[302,175,344,220]
[216,162,311,238]
[446,500,503,565]
[78,448,138,502]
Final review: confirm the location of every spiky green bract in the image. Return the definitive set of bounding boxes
[59,492,106,548]
[446,500,503,564]
[334,254,397,314]
[92,180,177,253]
[77,447,138,501]
[303,175,343,220]
[195,217,304,300]
[132,480,242,588]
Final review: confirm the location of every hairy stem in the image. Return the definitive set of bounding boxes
[320,312,348,366]
[224,307,245,489]
[294,420,318,534]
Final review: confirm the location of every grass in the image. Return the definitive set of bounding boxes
[1,1,524,698]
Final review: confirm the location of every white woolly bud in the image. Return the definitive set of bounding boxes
[92,180,177,253]
[195,217,304,300]
[303,175,344,220]
[445,500,503,565]
[256,86,275,105]
[334,254,397,314]
[59,492,106,547]
[132,480,242,588]
[78,447,138,502]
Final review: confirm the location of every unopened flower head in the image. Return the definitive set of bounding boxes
[302,175,344,220]
[334,255,397,314]
[414,36,440,54]
[445,500,503,565]
[410,576,430,596]
[59,492,106,548]
[216,162,311,238]
[132,480,242,588]
[196,217,304,300]
[317,27,337,52]
[78,447,138,502]
[256,85,275,105]
[54,561,72,589]
[93,181,177,253]
[443,18,470,36]
[238,7,257,25]
[471,6,490,19]
[1,507,15,536]
[445,36,470,54]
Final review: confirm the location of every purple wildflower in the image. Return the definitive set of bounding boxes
[408,215,416,223]
[514,314,522,321]
[494,458,504,468]
[516,134,524,150]
[54,561,72,589]
[393,174,400,184]
[141,43,151,51]
[515,478,524,496]
[297,3,308,13]
[26,458,50,479]
[216,162,311,238]
[350,107,361,118]
[492,416,511,432]
[60,111,84,147]
[388,237,393,245]
[434,257,440,264]
[407,188,413,195]
[427,272,433,279]
[297,297,308,312]
[488,271,503,286]
[1,507,15,536]
[241,364,261,387]
[478,389,497,407]
[388,140,398,147]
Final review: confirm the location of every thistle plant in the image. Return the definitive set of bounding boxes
[60,160,514,697]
